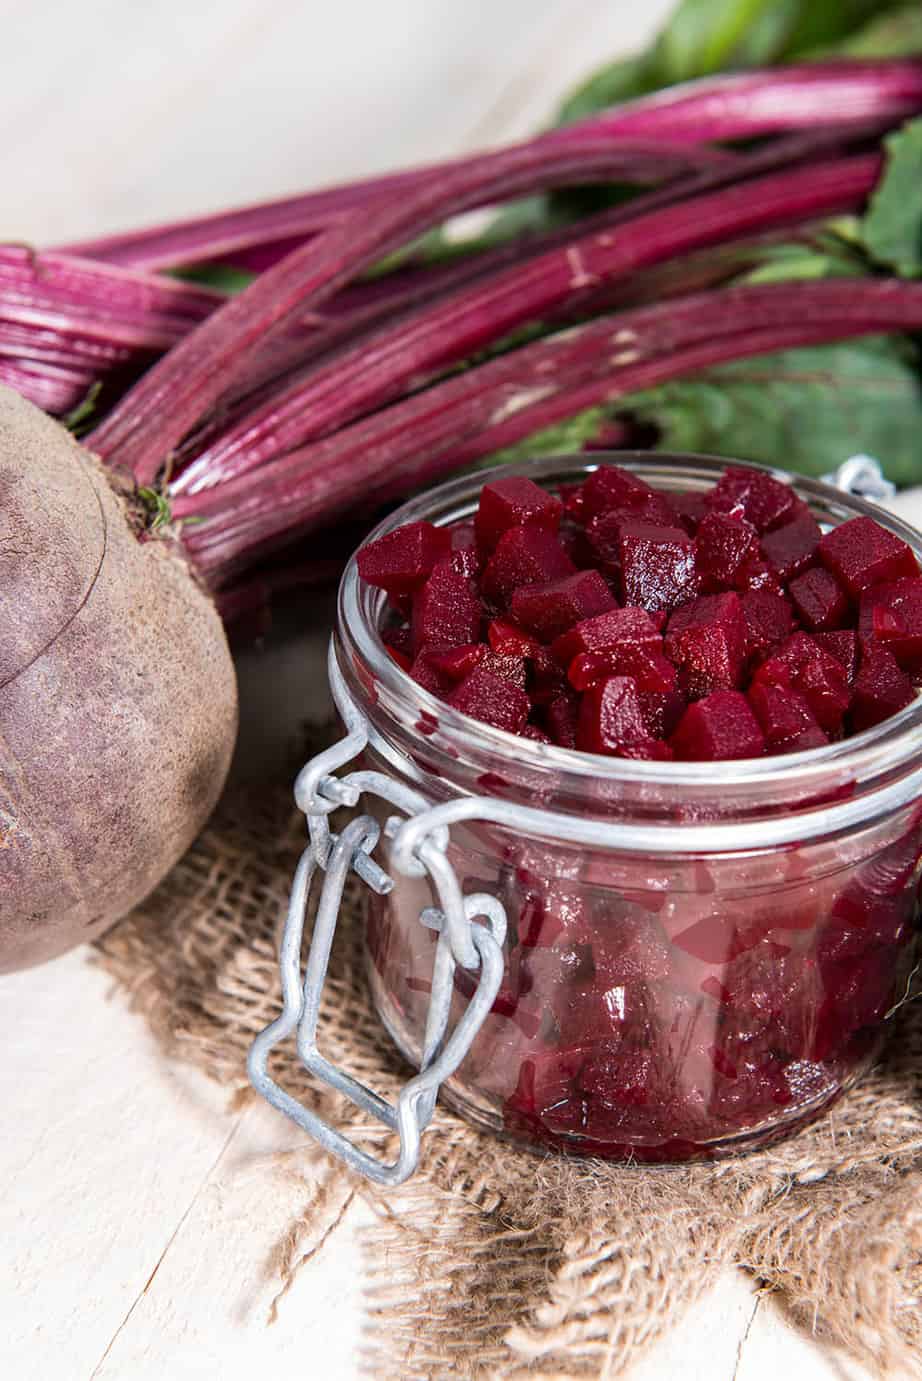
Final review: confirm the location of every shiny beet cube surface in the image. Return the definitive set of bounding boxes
[358,464,920,757]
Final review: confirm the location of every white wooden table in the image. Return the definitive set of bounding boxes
[3,4,920,1377]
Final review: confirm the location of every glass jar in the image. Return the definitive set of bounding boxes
[285,454,922,1172]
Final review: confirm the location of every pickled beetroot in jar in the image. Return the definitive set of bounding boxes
[336,454,922,1167]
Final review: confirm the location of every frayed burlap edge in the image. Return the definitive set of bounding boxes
[93,782,922,1380]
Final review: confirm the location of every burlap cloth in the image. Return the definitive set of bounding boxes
[93,780,922,1379]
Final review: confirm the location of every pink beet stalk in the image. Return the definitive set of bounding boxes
[172,155,879,495]
[58,61,922,272]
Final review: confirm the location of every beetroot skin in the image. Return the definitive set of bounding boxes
[358,462,920,760]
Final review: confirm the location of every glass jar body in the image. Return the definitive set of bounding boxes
[338,454,922,1163]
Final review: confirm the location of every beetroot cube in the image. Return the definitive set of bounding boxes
[671,913,754,965]
[449,521,482,581]
[522,723,553,744]
[748,682,828,754]
[858,578,922,676]
[760,505,821,582]
[819,516,919,597]
[481,524,576,606]
[474,475,562,552]
[849,640,916,732]
[586,498,678,567]
[787,566,851,632]
[813,630,859,683]
[357,520,450,595]
[409,646,451,695]
[545,692,580,748]
[734,556,785,596]
[753,633,850,734]
[694,510,759,590]
[385,644,413,672]
[568,645,677,694]
[666,490,709,536]
[447,665,530,733]
[576,676,672,759]
[671,690,766,761]
[510,569,616,642]
[412,561,482,651]
[618,521,699,613]
[480,648,528,689]
[664,593,746,698]
[552,607,662,668]
[741,589,796,662]
[639,689,687,739]
[529,645,569,703]
[707,466,797,533]
[427,642,487,681]
[581,464,654,520]
[487,618,540,659]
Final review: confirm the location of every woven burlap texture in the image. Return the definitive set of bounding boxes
[93,785,922,1380]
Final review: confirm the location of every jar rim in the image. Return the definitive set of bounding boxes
[338,452,922,827]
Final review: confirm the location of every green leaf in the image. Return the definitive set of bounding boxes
[556,55,658,127]
[475,406,610,471]
[171,263,255,293]
[808,4,922,58]
[740,235,869,285]
[62,381,102,436]
[862,119,922,278]
[623,336,922,486]
[137,486,172,531]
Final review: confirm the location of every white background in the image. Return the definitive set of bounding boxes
[2,3,921,1379]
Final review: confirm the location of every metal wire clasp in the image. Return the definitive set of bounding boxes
[247,649,507,1186]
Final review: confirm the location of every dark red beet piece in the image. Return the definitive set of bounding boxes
[447,664,530,733]
[734,555,785,596]
[694,510,758,591]
[357,520,451,595]
[449,521,482,581]
[480,648,529,688]
[487,618,540,659]
[576,676,672,759]
[480,524,576,606]
[753,633,850,734]
[541,692,578,747]
[386,644,413,672]
[529,644,569,703]
[760,505,821,583]
[671,690,766,761]
[409,646,452,695]
[522,723,553,744]
[666,490,709,536]
[849,639,916,732]
[813,630,859,683]
[568,645,678,694]
[664,593,746,698]
[618,521,699,614]
[639,689,687,740]
[707,467,797,533]
[748,682,829,753]
[427,641,487,681]
[552,606,661,667]
[858,578,922,676]
[819,516,919,598]
[510,569,616,642]
[741,589,796,662]
[586,497,678,568]
[412,560,482,651]
[580,464,654,520]
[787,566,851,632]
[474,475,562,552]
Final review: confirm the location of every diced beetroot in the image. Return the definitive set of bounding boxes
[812,630,859,683]
[592,914,672,984]
[447,665,531,733]
[671,690,766,761]
[480,648,528,689]
[586,498,679,568]
[788,566,851,632]
[707,467,797,533]
[384,619,414,656]
[858,578,922,676]
[449,521,482,581]
[487,618,540,659]
[760,505,821,582]
[504,1048,590,1135]
[578,1047,656,1108]
[356,520,451,595]
[510,569,616,643]
[552,606,662,667]
[577,676,672,759]
[694,510,759,590]
[741,589,796,663]
[748,682,829,754]
[529,645,569,703]
[581,464,654,520]
[555,980,652,1047]
[671,913,755,965]
[618,521,699,614]
[480,524,576,606]
[544,692,580,748]
[753,633,850,734]
[849,639,916,732]
[522,723,553,745]
[568,645,678,695]
[733,555,785,596]
[412,561,482,651]
[666,490,709,536]
[427,641,487,681]
[639,689,687,740]
[475,475,563,552]
[820,516,919,598]
[664,593,746,698]
[409,645,452,695]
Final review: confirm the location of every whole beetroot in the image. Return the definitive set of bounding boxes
[0,386,237,972]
